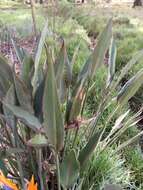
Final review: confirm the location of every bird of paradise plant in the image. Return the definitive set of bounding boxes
[0,171,37,190]
[0,170,19,190]
[27,176,38,190]
[0,19,143,190]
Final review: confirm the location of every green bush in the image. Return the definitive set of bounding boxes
[124,146,143,189]
[82,147,131,190]
[112,14,143,72]
[84,66,107,117]
[112,18,143,116]
[48,16,90,77]
[67,37,90,76]
[75,13,106,37]
[113,15,130,26]
[115,36,143,71]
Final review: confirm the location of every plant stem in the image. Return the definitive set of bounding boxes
[72,127,79,148]
[29,150,37,180]
[30,0,37,36]
[62,87,71,157]
[80,80,90,117]
[56,153,61,190]
[15,135,25,190]
[43,171,49,190]
[16,157,25,190]
[38,149,44,190]
[97,105,119,145]
[9,119,25,190]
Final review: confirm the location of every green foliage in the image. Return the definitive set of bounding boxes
[67,36,90,76]
[81,147,131,190]
[113,15,130,26]
[116,36,143,70]
[124,146,143,189]
[113,17,143,118]
[1,20,143,190]
[117,69,143,107]
[113,17,143,71]
[58,0,74,18]
[60,150,80,188]
[85,67,107,116]
[75,12,106,37]
[0,8,45,37]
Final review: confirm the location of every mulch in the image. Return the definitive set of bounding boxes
[0,33,37,73]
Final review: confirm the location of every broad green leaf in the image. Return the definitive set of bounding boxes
[43,47,64,152]
[60,150,80,188]
[60,52,72,103]
[14,75,33,113]
[3,85,18,148]
[59,77,67,103]
[27,134,48,147]
[107,38,117,86]
[3,85,16,128]
[54,39,67,102]
[117,69,143,107]
[90,19,112,78]
[0,81,7,99]
[55,39,65,84]
[32,21,48,92]
[67,69,88,122]
[71,44,80,70]
[55,40,72,102]
[77,58,91,83]
[34,78,45,121]
[78,19,112,82]
[0,160,8,176]
[64,51,72,86]
[0,55,13,82]
[78,131,101,167]
[62,49,72,102]
[67,20,112,122]
[0,55,13,98]
[21,54,34,87]
[104,184,122,190]
[69,83,85,122]
[12,38,26,64]
[4,104,42,132]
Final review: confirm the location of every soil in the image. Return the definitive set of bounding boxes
[0,31,37,73]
